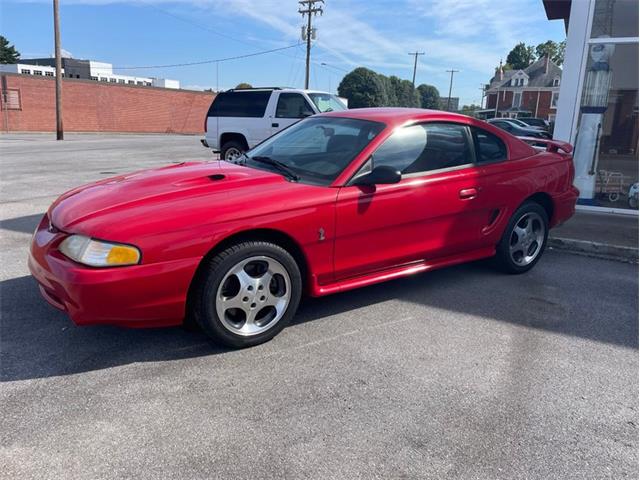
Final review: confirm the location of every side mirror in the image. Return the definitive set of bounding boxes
[352,165,401,186]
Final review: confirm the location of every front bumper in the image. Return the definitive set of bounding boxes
[28,215,200,328]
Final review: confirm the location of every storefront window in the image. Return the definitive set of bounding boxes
[574,42,638,209]
[591,0,639,38]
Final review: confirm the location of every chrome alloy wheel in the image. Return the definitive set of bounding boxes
[215,256,291,336]
[509,211,545,266]
[224,147,242,162]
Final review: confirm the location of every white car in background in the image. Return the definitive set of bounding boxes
[203,87,348,160]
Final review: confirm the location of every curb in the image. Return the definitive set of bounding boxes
[548,236,638,263]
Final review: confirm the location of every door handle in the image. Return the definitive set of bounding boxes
[272,123,279,128]
[459,188,478,200]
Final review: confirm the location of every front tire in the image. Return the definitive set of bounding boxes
[220,141,245,162]
[495,202,548,274]
[191,241,302,348]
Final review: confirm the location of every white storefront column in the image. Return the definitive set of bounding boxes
[554,0,592,144]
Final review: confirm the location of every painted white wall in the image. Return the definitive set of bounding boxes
[0,64,62,76]
[152,78,180,89]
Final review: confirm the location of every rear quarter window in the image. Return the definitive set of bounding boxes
[207,91,272,118]
[473,127,507,163]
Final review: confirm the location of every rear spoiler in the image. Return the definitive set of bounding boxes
[519,137,573,155]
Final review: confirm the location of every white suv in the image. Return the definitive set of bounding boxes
[202,87,348,160]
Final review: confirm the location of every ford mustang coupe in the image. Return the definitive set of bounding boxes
[29,108,578,348]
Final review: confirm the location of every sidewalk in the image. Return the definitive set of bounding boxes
[549,210,639,262]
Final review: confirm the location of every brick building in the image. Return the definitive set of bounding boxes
[484,56,562,121]
[0,73,214,134]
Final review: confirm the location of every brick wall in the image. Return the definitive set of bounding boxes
[0,73,215,134]
[485,90,556,119]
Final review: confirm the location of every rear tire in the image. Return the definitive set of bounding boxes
[495,202,549,274]
[191,241,302,348]
[220,141,246,162]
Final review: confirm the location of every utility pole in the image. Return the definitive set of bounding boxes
[299,0,324,89]
[445,69,459,111]
[479,84,486,109]
[408,51,425,87]
[53,0,63,140]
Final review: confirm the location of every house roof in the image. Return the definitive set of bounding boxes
[488,56,562,90]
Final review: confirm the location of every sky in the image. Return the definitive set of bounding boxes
[1,0,566,106]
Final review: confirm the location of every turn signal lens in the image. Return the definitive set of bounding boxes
[59,235,141,267]
[106,245,140,265]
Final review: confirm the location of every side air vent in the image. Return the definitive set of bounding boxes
[209,174,225,181]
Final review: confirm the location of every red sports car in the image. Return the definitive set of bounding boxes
[29,108,579,347]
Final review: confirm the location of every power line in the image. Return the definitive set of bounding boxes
[408,51,425,87]
[113,43,301,70]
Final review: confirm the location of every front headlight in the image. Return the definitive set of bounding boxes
[59,235,141,267]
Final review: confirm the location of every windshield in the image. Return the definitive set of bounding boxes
[307,93,348,113]
[244,116,385,185]
[508,119,529,128]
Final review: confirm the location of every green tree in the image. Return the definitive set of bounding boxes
[0,36,20,64]
[389,76,419,108]
[376,74,395,106]
[337,67,387,108]
[416,84,440,109]
[506,42,535,70]
[235,82,252,89]
[535,40,565,65]
[494,62,513,74]
[459,104,481,116]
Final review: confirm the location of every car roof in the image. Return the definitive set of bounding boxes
[319,107,472,128]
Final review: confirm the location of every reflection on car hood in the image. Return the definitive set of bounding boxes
[49,161,301,234]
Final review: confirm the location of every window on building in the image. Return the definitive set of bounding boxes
[109,78,116,83]
[20,69,31,75]
[1,89,21,110]
[100,77,108,82]
[118,79,125,84]
[33,70,43,76]
[90,76,98,81]
[45,71,53,77]
[553,77,560,87]
[371,123,473,175]
[144,82,151,86]
[472,128,507,163]
[591,0,638,38]
[136,81,143,85]
[276,93,315,118]
[513,92,522,107]
[128,80,135,84]
[551,92,559,108]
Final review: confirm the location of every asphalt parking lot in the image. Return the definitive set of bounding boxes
[1,133,638,479]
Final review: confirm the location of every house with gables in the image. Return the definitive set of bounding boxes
[483,55,562,121]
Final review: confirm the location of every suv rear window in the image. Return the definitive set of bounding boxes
[207,90,271,118]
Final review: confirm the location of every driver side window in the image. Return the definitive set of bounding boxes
[276,93,315,119]
[372,123,473,175]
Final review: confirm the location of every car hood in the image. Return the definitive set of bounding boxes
[49,161,304,235]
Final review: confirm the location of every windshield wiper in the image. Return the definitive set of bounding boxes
[249,156,300,182]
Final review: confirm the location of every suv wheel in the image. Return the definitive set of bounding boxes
[221,141,245,162]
